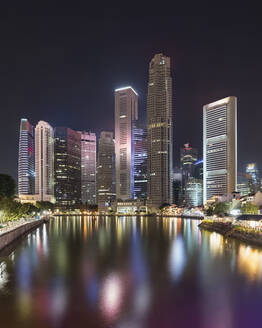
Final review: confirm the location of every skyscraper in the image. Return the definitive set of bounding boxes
[246,163,260,193]
[180,143,198,182]
[18,118,35,195]
[203,97,237,203]
[79,131,96,204]
[54,127,81,205]
[133,122,147,200]
[185,178,203,207]
[115,86,138,200]
[146,53,173,208]
[97,131,115,212]
[35,120,55,203]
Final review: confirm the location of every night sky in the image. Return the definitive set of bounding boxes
[1,3,262,181]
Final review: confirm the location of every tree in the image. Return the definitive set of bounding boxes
[213,201,230,216]
[0,174,16,199]
[36,201,54,212]
[159,203,170,210]
[241,202,259,215]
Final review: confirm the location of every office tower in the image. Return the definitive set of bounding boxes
[203,97,237,203]
[237,173,250,196]
[246,163,260,193]
[79,131,96,204]
[185,178,203,207]
[115,86,138,200]
[54,127,81,205]
[194,159,203,180]
[180,143,198,182]
[147,53,173,208]
[173,167,183,205]
[35,121,55,203]
[133,122,147,200]
[97,132,115,212]
[18,118,35,195]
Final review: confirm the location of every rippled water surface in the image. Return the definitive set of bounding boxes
[1,216,262,328]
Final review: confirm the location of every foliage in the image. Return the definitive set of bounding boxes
[241,202,259,215]
[204,201,230,216]
[87,204,98,211]
[0,197,37,223]
[36,201,54,212]
[0,174,16,200]
[159,203,170,210]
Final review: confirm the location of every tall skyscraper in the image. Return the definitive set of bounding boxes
[133,122,147,200]
[185,178,203,207]
[79,131,96,204]
[180,143,198,182]
[203,97,237,203]
[246,163,260,193]
[18,118,35,195]
[146,53,173,208]
[115,86,138,200]
[35,120,55,203]
[54,127,81,205]
[97,132,115,212]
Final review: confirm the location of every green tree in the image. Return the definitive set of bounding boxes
[159,203,170,210]
[241,202,259,214]
[36,201,54,212]
[213,201,230,215]
[0,174,16,199]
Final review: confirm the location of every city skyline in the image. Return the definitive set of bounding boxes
[1,7,262,181]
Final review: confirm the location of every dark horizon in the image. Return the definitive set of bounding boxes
[1,3,262,181]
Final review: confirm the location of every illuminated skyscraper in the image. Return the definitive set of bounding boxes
[147,53,173,208]
[180,143,198,182]
[18,118,35,195]
[79,131,96,204]
[54,127,81,205]
[35,121,55,202]
[115,86,138,200]
[133,122,147,199]
[246,163,260,193]
[185,178,203,207]
[203,97,237,203]
[97,132,115,212]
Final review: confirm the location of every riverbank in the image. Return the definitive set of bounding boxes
[0,217,49,252]
[199,219,262,247]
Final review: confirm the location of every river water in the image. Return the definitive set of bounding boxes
[0,216,262,328]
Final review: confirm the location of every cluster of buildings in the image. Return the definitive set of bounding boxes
[17,53,261,214]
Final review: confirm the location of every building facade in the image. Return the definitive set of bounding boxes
[133,122,147,200]
[97,132,115,212]
[79,131,96,204]
[185,178,203,207]
[18,118,35,195]
[147,53,173,208]
[246,163,260,193]
[54,127,81,206]
[180,143,198,182]
[203,97,237,203]
[115,86,138,200]
[35,121,55,202]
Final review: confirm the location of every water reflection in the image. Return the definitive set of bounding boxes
[0,217,262,327]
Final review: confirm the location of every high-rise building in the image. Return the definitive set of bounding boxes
[173,167,183,205]
[180,143,198,182]
[79,131,96,204]
[18,118,35,195]
[115,86,138,200]
[54,127,81,205]
[147,53,173,208]
[185,178,203,207]
[133,122,147,200]
[194,159,203,180]
[237,173,250,196]
[97,132,115,212]
[203,97,237,203]
[246,163,260,193]
[35,121,55,203]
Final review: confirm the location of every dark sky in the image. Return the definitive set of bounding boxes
[1,2,262,181]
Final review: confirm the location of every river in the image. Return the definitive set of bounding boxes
[0,216,262,327]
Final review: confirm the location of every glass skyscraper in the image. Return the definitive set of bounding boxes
[18,118,35,195]
[147,53,173,208]
[54,127,81,205]
[133,122,147,200]
[79,131,96,205]
[115,86,138,200]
